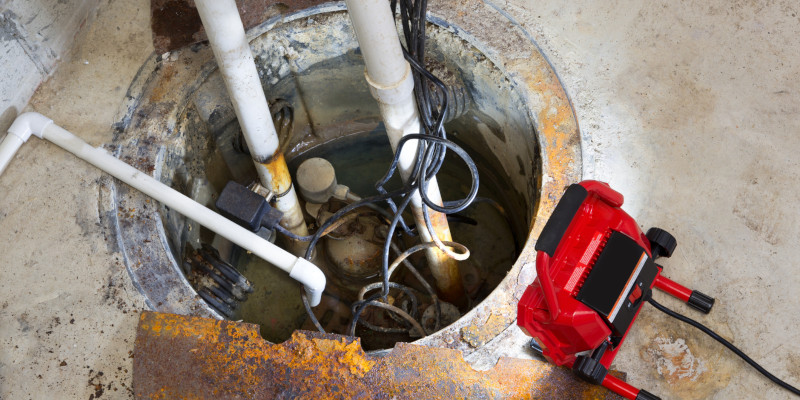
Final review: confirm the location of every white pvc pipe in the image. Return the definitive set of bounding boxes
[0,132,23,177]
[194,0,308,237]
[345,0,464,300]
[346,0,407,86]
[0,112,326,306]
[193,0,277,164]
[344,0,449,216]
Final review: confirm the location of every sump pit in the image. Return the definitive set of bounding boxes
[109,3,581,356]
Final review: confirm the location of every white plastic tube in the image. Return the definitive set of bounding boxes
[194,0,308,237]
[0,133,23,177]
[345,0,464,301]
[193,0,277,164]
[0,112,326,306]
[344,0,450,217]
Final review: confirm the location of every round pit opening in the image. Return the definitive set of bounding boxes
[110,4,580,354]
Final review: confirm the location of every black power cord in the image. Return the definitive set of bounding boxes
[275,224,313,241]
[300,0,480,335]
[301,134,479,332]
[647,297,800,397]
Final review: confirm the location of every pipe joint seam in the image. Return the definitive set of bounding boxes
[365,65,415,105]
[7,112,53,141]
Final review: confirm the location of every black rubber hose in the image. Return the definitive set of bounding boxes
[647,297,800,397]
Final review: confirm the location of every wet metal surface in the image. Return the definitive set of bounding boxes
[134,311,622,399]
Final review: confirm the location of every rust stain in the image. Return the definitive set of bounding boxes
[151,0,330,53]
[411,206,465,305]
[134,311,623,399]
[513,63,581,240]
[147,63,176,103]
[427,209,453,242]
[261,151,292,195]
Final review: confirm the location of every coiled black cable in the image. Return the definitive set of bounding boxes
[302,0,480,336]
[647,297,800,397]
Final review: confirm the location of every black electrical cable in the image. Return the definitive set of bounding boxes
[647,297,800,397]
[302,0,481,335]
[343,0,483,330]
[357,281,423,335]
[275,224,313,241]
[348,192,417,336]
[303,188,409,260]
[301,292,325,333]
[346,138,476,333]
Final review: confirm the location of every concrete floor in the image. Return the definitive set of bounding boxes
[1,0,799,399]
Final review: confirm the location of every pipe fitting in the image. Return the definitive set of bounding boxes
[7,112,53,141]
[1,112,328,310]
[365,65,416,106]
[289,257,327,306]
[0,113,54,176]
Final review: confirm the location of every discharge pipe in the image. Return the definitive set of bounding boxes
[193,0,309,242]
[0,112,326,307]
[344,0,465,304]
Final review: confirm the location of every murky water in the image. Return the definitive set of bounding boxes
[223,33,529,348]
[233,128,523,348]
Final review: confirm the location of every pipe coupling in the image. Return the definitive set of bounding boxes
[365,64,415,106]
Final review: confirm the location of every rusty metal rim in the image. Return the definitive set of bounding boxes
[412,1,582,353]
[133,311,621,399]
[107,0,581,354]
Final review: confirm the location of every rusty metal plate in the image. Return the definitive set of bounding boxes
[134,311,622,399]
[151,0,329,53]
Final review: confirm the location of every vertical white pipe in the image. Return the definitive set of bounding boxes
[344,0,450,208]
[345,0,464,302]
[346,0,407,85]
[193,0,277,162]
[0,134,24,176]
[194,0,308,237]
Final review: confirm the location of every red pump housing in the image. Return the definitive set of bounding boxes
[517,181,713,400]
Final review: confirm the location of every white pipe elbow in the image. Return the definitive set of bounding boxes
[2,111,328,310]
[289,258,327,306]
[7,112,53,142]
[0,112,53,176]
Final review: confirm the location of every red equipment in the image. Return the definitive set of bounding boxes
[517,181,715,400]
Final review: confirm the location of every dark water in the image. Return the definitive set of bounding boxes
[235,128,524,347]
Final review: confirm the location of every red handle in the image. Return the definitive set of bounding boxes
[579,180,624,207]
[535,251,560,322]
[654,274,692,302]
[602,374,640,400]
